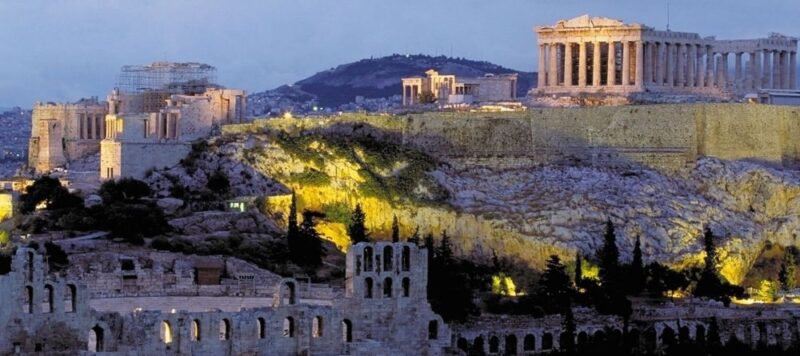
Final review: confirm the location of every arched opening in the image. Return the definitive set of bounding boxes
[43,284,54,313]
[695,325,706,346]
[577,331,588,346]
[472,336,485,354]
[643,327,657,353]
[312,316,323,338]
[257,317,266,339]
[383,277,393,298]
[401,246,410,271]
[363,247,373,271]
[505,334,518,355]
[27,251,34,282]
[489,336,500,353]
[160,321,173,344]
[457,337,469,351]
[88,325,104,352]
[342,319,353,342]
[364,277,373,298]
[65,284,77,313]
[679,326,691,345]
[282,281,296,305]
[542,333,553,350]
[660,326,676,348]
[24,286,33,314]
[627,328,640,351]
[402,278,410,297]
[283,317,295,338]
[383,246,393,271]
[191,319,201,341]
[428,320,438,340]
[523,334,535,351]
[219,319,231,340]
[593,330,606,346]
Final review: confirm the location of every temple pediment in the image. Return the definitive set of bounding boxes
[555,14,629,28]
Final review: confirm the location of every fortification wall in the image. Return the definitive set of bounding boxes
[226,104,800,172]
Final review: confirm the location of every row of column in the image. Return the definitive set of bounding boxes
[402,84,421,106]
[78,113,104,140]
[538,40,644,89]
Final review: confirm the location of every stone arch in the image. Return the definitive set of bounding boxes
[312,316,323,338]
[661,326,676,348]
[364,277,373,298]
[505,334,518,355]
[402,246,410,271]
[363,246,374,271]
[257,317,266,339]
[283,317,294,338]
[191,319,201,341]
[542,333,553,350]
[43,284,54,313]
[609,329,622,349]
[24,285,33,313]
[160,320,173,344]
[627,328,641,351]
[577,331,588,346]
[695,325,706,345]
[65,284,77,313]
[278,280,297,305]
[643,327,657,353]
[428,320,438,340]
[523,334,535,352]
[679,325,691,345]
[489,335,500,353]
[383,245,393,271]
[342,319,353,342]
[383,277,393,297]
[88,325,104,352]
[219,318,231,340]
[593,329,606,346]
[472,336,485,354]
[457,337,469,351]
[402,277,410,297]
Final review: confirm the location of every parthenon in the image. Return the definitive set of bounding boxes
[535,15,798,97]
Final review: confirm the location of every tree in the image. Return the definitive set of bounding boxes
[630,235,645,295]
[436,230,453,262]
[287,192,299,242]
[407,226,421,245]
[574,252,583,288]
[693,228,745,306]
[206,170,230,195]
[347,203,369,244]
[645,262,689,299]
[98,177,151,204]
[391,215,400,243]
[289,210,325,267]
[538,255,573,313]
[598,219,620,288]
[19,176,83,213]
[778,251,796,292]
[44,241,68,272]
[707,317,722,352]
[560,307,577,353]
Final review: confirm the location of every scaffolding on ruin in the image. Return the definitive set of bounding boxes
[115,62,218,112]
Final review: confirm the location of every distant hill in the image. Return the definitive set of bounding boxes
[248,54,536,116]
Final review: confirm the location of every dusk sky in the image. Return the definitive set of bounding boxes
[1,0,798,107]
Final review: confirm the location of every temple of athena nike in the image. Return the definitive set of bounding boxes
[534,15,797,97]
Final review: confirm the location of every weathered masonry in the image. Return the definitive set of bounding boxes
[535,15,797,97]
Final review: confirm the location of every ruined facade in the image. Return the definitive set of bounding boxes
[0,241,449,355]
[99,62,247,179]
[535,15,798,97]
[27,98,108,173]
[401,69,518,106]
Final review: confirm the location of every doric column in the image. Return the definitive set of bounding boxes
[696,45,705,88]
[718,54,727,89]
[622,41,631,85]
[607,41,616,86]
[538,44,546,88]
[687,44,696,88]
[656,42,665,85]
[564,43,573,86]
[635,40,644,88]
[752,51,761,90]
[644,42,653,84]
[549,43,559,87]
[706,47,715,88]
[772,50,781,89]
[782,51,791,89]
[762,50,772,88]
[578,42,587,87]
[735,52,743,90]
[593,41,601,87]
[676,44,686,87]
[666,43,674,87]
[791,52,797,89]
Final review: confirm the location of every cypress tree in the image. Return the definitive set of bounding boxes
[779,251,796,291]
[702,227,717,275]
[560,306,577,353]
[347,203,369,244]
[574,252,583,288]
[407,226,421,245]
[391,215,400,243]
[631,235,645,294]
[287,191,299,253]
[539,255,573,313]
[294,210,325,267]
[599,219,620,288]
[437,230,453,262]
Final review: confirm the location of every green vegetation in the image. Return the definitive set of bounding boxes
[19,176,83,214]
[693,228,746,306]
[320,201,350,225]
[286,193,326,269]
[286,169,330,186]
[347,203,369,243]
[778,250,797,291]
[206,170,231,195]
[44,241,68,272]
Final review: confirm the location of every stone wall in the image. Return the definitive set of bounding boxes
[28,100,107,173]
[100,140,191,179]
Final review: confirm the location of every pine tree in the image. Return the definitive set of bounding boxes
[347,203,369,244]
[599,219,620,288]
[779,252,796,291]
[437,230,453,262]
[631,235,645,294]
[391,215,400,243]
[424,233,435,265]
[407,226,421,245]
[560,306,577,353]
[292,211,325,267]
[287,191,299,239]
[539,255,573,313]
[574,252,583,288]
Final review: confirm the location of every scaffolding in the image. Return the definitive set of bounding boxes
[115,62,218,112]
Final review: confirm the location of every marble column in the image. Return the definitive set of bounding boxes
[752,51,761,90]
[564,43,573,86]
[687,44,696,88]
[773,50,781,89]
[734,52,742,90]
[666,43,674,87]
[697,45,705,88]
[622,41,631,86]
[578,42,587,87]
[718,54,727,89]
[593,41,601,87]
[791,52,797,89]
[762,50,771,88]
[706,49,715,88]
[607,42,616,86]
[644,42,653,84]
[537,44,546,88]
[656,43,665,85]
[782,51,791,89]
[676,44,686,87]
[635,40,644,88]
[549,43,559,87]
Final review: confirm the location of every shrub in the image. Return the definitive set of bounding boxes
[206,170,231,195]
[98,177,151,204]
[19,176,83,214]
[44,241,68,272]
